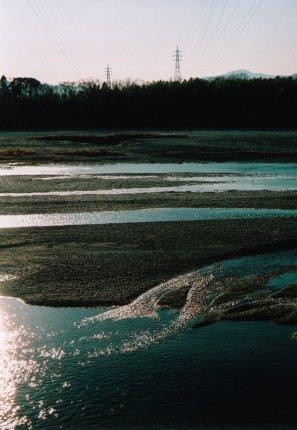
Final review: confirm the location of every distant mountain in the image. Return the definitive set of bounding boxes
[204,69,273,80]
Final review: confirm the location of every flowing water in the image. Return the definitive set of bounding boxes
[1,207,297,228]
[1,250,297,430]
[1,161,297,429]
[1,163,297,194]
[1,162,297,176]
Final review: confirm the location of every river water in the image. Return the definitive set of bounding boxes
[1,162,297,429]
[1,162,297,176]
[1,163,297,194]
[1,207,297,228]
[1,250,297,430]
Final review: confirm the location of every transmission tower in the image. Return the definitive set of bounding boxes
[173,46,182,82]
[105,64,112,87]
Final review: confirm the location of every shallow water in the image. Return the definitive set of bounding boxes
[1,250,297,429]
[1,163,297,194]
[1,207,297,228]
[1,162,297,176]
[1,159,297,429]
[1,177,297,195]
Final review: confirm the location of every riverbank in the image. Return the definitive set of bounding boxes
[1,130,297,163]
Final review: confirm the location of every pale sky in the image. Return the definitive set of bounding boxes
[1,0,296,84]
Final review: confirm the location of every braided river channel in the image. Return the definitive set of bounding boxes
[1,162,297,429]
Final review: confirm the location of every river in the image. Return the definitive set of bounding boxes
[1,161,297,429]
[1,250,297,429]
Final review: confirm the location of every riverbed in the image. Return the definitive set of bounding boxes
[1,136,297,429]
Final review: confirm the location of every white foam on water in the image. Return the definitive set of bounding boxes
[78,271,217,356]
[78,250,297,356]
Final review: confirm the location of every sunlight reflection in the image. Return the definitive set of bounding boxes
[1,208,297,229]
[0,299,33,429]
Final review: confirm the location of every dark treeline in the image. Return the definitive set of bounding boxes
[0,75,296,130]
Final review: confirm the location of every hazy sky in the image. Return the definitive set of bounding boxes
[1,0,297,84]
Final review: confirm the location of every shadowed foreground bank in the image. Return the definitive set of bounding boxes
[1,218,297,307]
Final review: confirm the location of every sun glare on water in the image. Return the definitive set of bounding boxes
[0,305,19,426]
[0,300,34,429]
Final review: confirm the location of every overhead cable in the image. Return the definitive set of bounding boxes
[26,0,81,73]
[213,0,263,66]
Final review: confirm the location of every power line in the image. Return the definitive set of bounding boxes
[55,0,76,28]
[214,0,242,46]
[37,0,80,67]
[26,0,81,73]
[50,0,95,73]
[53,0,92,57]
[196,0,230,64]
[231,0,263,47]
[48,0,103,79]
[191,0,218,56]
[41,0,72,45]
[213,0,263,67]
[35,0,91,72]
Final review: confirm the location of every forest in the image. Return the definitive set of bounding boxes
[0,74,296,129]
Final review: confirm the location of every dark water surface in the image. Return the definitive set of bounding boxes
[1,250,297,430]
